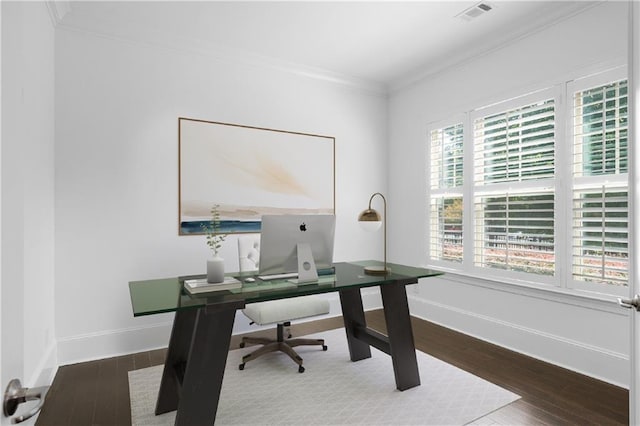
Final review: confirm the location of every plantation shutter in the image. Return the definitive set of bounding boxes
[473,98,556,275]
[430,125,464,189]
[429,123,463,263]
[572,79,629,287]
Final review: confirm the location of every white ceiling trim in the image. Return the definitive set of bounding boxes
[54,20,387,96]
[45,0,71,27]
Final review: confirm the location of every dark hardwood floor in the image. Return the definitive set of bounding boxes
[36,310,628,425]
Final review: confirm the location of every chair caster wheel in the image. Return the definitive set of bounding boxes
[239,363,245,370]
[322,345,328,351]
[298,365,305,373]
[239,342,245,348]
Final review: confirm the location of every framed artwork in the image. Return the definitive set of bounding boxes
[178,117,335,235]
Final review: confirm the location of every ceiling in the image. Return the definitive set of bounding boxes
[56,1,599,92]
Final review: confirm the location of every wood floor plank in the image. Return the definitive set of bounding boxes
[149,348,167,366]
[92,357,119,426]
[486,399,568,426]
[114,354,135,426]
[35,310,628,426]
[132,351,151,370]
[36,365,73,425]
[66,360,100,426]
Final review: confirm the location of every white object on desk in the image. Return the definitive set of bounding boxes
[257,272,298,281]
[184,277,241,293]
[296,242,318,283]
[288,275,336,285]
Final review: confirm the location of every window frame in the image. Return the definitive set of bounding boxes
[425,66,629,298]
[566,66,628,297]
[468,87,560,286]
[426,115,467,269]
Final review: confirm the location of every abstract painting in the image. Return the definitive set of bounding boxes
[179,118,335,234]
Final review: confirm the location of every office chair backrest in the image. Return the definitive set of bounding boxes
[238,234,261,273]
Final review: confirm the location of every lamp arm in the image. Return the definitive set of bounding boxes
[383,196,387,270]
[368,192,386,210]
[368,192,387,271]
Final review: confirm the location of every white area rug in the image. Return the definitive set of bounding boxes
[129,328,519,425]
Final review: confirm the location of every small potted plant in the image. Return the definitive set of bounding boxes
[202,204,227,283]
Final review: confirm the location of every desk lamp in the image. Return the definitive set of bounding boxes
[358,192,389,275]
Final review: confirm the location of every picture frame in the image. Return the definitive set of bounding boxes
[178,117,335,235]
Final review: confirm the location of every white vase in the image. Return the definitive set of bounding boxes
[207,255,225,283]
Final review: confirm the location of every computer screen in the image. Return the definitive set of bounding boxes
[258,214,335,277]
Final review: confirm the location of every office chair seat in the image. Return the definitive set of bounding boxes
[240,297,329,373]
[243,297,330,325]
[238,234,330,373]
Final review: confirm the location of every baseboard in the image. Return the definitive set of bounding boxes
[29,340,58,387]
[408,295,629,388]
[57,290,382,366]
[57,320,175,366]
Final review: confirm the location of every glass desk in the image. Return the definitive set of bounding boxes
[129,261,443,425]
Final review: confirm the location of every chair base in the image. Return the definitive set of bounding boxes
[238,322,327,373]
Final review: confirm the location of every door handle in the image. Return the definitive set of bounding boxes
[618,294,640,311]
[3,379,49,424]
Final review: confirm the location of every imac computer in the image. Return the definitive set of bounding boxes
[258,214,335,283]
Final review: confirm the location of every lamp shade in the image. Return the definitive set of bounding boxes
[358,208,382,231]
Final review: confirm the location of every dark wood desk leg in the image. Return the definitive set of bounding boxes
[174,303,239,426]
[380,282,420,391]
[339,288,371,361]
[156,308,198,415]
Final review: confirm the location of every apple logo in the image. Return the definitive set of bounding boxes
[299,222,307,232]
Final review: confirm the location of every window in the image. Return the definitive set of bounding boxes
[571,76,628,289]
[430,197,463,262]
[426,67,629,296]
[429,123,464,263]
[473,94,556,276]
[474,100,555,184]
[474,193,555,275]
[572,187,628,286]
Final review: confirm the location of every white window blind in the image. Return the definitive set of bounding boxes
[430,124,464,189]
[473,98,556,275]
[572,186,628,286]
[474,100,555,186]
[572,78,628,287]
[429,123,463,263]
[474,192,555,275]
[430,197,463,262]
[573,80,628,177]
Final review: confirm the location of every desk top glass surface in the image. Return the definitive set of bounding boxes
[129,261,443,317]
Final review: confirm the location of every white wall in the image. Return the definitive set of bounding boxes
[1,0,56,394]
[389,2,630,386]
[54,28,388,364]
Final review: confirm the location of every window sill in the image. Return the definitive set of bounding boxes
[423,264,627,315]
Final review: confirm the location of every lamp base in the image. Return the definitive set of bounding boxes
[363,265,390,276]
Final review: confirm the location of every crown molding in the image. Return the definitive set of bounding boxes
[46,1,71,27]
[55,21,387,96]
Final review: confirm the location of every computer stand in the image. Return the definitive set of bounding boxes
[296,242,318,283]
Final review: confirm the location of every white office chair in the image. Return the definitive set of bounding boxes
[237,235,329,373]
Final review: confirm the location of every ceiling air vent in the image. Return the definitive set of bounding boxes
[456,2,493,21]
